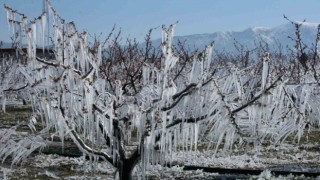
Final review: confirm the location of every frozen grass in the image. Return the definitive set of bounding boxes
[0,105,32,128]
[0,154,116,179]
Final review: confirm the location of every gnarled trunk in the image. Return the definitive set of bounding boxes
[118,149,140,180]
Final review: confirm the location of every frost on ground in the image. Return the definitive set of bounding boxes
[1,143,320,179]
[143,143,320,179]
[0,154,116,179]
[1,127,320,179]
[144,165,221,179]
[252,169,318,180]
[165,145,320,169]
[2,149,320,179]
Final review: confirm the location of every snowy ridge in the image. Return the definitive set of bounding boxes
[150,22,319,54]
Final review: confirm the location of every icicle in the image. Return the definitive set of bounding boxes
[46,2,50,46]
[26,29,33,59]
[29,22,37,59]
[234,72,243,101]
[168,24,174,46]
[194,122,199,151]
[12,13,16,36]
[5,7,11,30]
[2,93,6,113]
[261,52,269,91]
[161,25,166,48]
[18,23,22,48]
[40,13,47,51]
[189,55,203,84]
[5,8,14,33]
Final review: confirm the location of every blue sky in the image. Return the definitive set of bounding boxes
[1,0,320,43]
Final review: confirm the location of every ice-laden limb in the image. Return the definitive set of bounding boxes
[0,125,20,145]
[0,136,46,165]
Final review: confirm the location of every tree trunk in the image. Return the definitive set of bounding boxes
[118,149,140,180]
[118,161,132,180]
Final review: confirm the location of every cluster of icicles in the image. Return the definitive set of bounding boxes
[2,0,320,178]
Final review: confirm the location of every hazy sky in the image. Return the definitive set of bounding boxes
[1,0,320,43]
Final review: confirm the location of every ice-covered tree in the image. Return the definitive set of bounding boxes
[1,1,320,179]
[0,50,28,112]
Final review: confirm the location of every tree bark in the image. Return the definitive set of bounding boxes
[118,149,140,180]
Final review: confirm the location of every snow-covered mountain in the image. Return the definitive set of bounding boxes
[151,22,319,54]
[1,22,319,55]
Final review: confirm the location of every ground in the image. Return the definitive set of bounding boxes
[1,104,320,179]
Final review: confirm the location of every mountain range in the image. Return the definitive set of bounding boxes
[1,22,319,55]
[151,22,319,55]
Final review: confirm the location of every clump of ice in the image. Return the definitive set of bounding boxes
[0,166,27,179]
[257,169,272,180]
[31,154,116,174]
[252,169,311,180]
[32,154,77,167]
[162,145,320,171]
[144,164,217,179]
[66,175,114,180]
[43,170,59,179]
[2,154,116,179]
